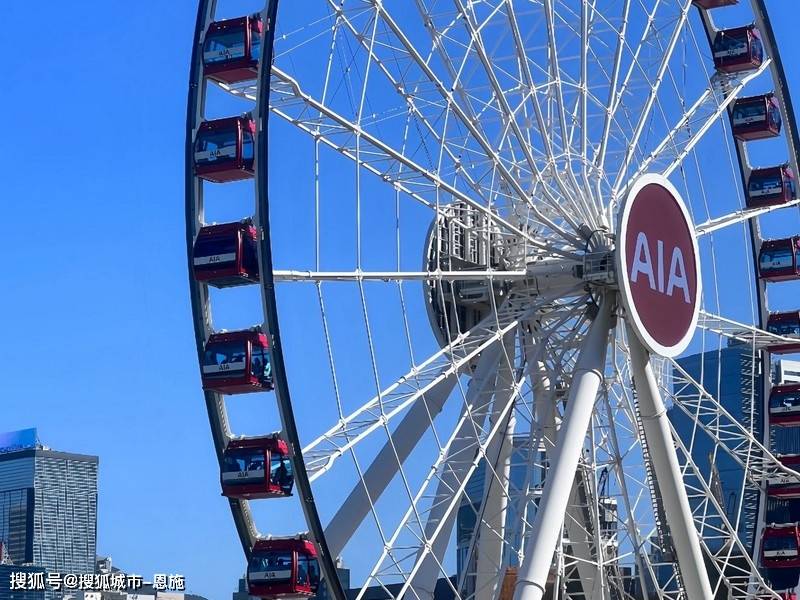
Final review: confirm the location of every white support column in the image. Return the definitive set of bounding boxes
[529,346,600,600]
[513,299,613,600]
[626,325,713,600]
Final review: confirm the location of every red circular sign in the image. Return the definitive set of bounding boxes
[617,174,701,357]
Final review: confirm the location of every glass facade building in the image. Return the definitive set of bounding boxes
[0,447,98,574]
[671,342,763,552]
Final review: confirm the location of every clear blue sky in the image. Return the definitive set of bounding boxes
[2,3,800,600]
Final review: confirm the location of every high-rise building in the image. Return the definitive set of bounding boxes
[455,435,543,597]
[0,429,98,576]
[671,340,763,552]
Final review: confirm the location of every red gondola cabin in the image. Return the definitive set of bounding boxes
[203,15,263,84]
[193,222,259,288]
[247,539,319,599]
[768,455,800,499]
[222,436,293,499]
[693,0,738,8]
[194,117,255,183]
[770,384,800,426]
[713,26,763,74]
[732,94,782,141]
[201,330,273,394]
[748,165,796,208]
[759,238,800,282]
[763,524,800,568]
[767,312,800,354]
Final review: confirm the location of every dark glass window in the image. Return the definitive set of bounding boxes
[270,454,293,493]
[771,392,800,410]
[195,130,238,165]
[251,29,262,61]
[249,552,293,582]
[714,34,747,56]
[734,104,767,123]
[760,247,794,271]
[749,175,782,197]
[242,131,254,161]
[194,235,238,266]
[768,321,800,337]
[203,29,247,65]
[202,341,247,379]
[251,345,272,384]
[764,534,797,552]
[222,450,266,485]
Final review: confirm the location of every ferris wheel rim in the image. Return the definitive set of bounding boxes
[186,0,800,597]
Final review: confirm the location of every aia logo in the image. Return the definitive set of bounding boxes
[617,174,701,357]
[629,233,691,305]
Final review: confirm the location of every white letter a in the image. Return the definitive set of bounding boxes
[666,247,691,304]
[630,232,656,290]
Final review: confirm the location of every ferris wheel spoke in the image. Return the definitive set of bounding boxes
[696,310,798,350]
[411,332,517,600]
[271,270,529,283]
[594,0,662,178]
[316,0,496,209]
[302,290,552,482]
[453,0,595,233]
[361,1,583,246]
[695,195,800,237]
[622,60,771,190]
[667,424,777,600]
[363,358,524,600]
[270,67,576,255]
[668,357,800,487]
[611,0,694,196]
[322,376,458,559]
[541,0,597,218]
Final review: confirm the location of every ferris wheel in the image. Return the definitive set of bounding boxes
[185,1,800,599]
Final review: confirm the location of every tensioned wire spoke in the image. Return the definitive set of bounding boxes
[667,424,777,599]
[451,0,596,232]
[360,365,526,599]
[363,0,583,246]
[503,0,599,227]
[611,0,695,197]
[625,60,772,186]
[301,287,580,481]
[667,357,800,487]
[269,67,579,258]
[697,310,800,349]
[695,196,800,237]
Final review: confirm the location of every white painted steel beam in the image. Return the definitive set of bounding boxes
[323,375,459,558]
[530,339,601,600]
[513,299,612,600]
[627,326,713,600]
